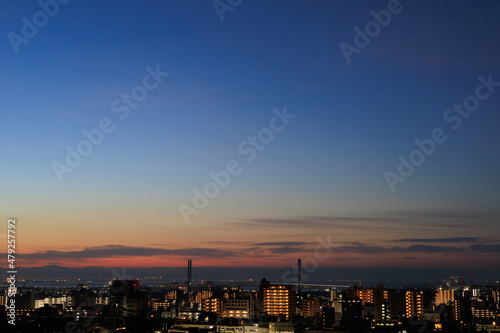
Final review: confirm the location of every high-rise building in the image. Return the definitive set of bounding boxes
[373,286,400,322]
[322,307,337,329]
[492,290,500,303]
[110,279,148,319]
[300,296,320,318]
[404,290,433,318]
[404,290,421,317]
[195,290,213,304]
[341,299,363,321]
[263,284,296,319]
[359,288,374,305]
[436,289,455,306]
[453,291,472,324]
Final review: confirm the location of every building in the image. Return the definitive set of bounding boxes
[263,285,296,320]
[166,289,181,300]
[196,290,214,304]
[202,297,221,314]
[341,299,363,321]
[218,324,259,333]
[110,279,148,319]
[70,287,96,308]
[222,298,254,319]
[269,322,297,333]
[435,289,454,306]
[34,295,68,309]
[403,290,433,318]
[322,307,337,328]
[453,291,472,324]
[300,296,320,318]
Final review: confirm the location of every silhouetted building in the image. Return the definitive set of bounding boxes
[110,279,148,320]
[322,307,336,328]
[71,286,96,308]
[300,296,320,318]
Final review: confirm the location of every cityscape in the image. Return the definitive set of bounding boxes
[0,260,500,332]
[2,0,500,332]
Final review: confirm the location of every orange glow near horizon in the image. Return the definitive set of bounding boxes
[6,249,496,270]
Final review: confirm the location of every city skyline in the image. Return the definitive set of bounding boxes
[1,1,500,271]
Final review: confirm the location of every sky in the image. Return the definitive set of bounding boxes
[1,1,500,276]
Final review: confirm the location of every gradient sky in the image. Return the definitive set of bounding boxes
[1,1,500,273]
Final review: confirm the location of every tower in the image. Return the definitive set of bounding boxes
[298,259,302,297]
[188,259,192,298]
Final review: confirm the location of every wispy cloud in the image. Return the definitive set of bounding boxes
[268,246,307,254]
[256,241,314,246]
[469,244,500,253]
[20,245,235,261]
[19,241,498,264]
[392,237,481,243]
[322,243,464,255]
[391,209,500,221]
[396,245,464,253]
[224,215,399,230]
[224,211,500,232]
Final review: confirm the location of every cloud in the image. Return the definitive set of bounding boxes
[21,245,235,261]
[268,246,306,254]
[392,209,500,221]
[331,244,387,254]
[225,211,500,233]
[396,245,464,253]
[256,242,313,246]
[392,237,481,243]
[202,241,250,245]
[325,243,464,255]
[18,241,497,265]
[469,244,500,253]
[224,215,399,230]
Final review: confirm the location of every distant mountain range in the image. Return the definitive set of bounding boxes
[1,265,498,287]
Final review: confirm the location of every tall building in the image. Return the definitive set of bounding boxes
[195,290,213,304]
[404,290,422,317]
[492,290,500,303]
[71,287,96,308]
[110,279,148,320]
[373,286,400,322]
[341,299,363,321]
[372,286,385,321]
[404,290,433,318]
[263,284,296,319]
[345,285,373,305]
[453,291,472,324]
[300,296,320,318]
[322,307,337,329]
[436,289,455,306]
